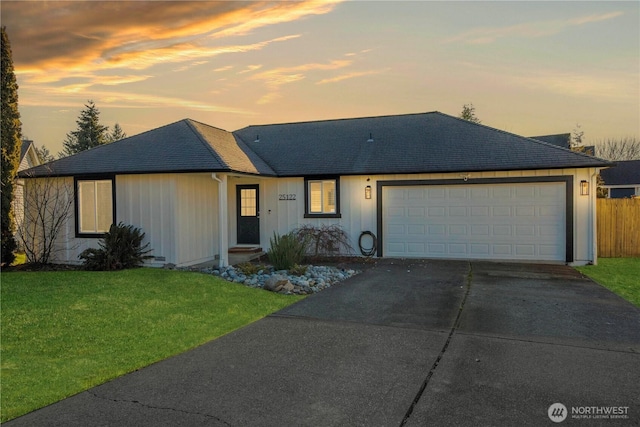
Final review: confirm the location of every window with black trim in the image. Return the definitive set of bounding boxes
[76,178,114,235]
[304,177,341,218]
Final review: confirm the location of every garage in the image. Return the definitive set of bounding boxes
[380,179,570,262]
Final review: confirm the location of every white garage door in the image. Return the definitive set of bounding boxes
[382,182,566,261]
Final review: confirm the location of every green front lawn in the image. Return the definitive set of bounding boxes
[0,268,304,422]
[576,258,640,307]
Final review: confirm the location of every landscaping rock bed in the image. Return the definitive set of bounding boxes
[185,264,360,294]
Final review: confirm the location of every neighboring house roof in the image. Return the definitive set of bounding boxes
[530,133,571,149]
[20,112,611,178]
[529,133,595,156]
[600,160,640,186]
[18,139,41,172]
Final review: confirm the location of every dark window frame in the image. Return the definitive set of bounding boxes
[304,176,341,219]
[74,175,116,238]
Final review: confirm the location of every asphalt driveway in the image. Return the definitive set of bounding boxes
[8,260,640,426]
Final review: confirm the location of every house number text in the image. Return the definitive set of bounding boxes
[278,194,297,201]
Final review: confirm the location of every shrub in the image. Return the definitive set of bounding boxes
[236,262,266,276]
[267,232,308,271]
[79,222,152,271]
[288,263,308,276]
[293,224,353,258]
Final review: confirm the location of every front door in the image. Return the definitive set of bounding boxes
[236,185,260,244]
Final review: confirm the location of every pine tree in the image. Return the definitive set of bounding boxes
[61,100,110,156]
[36,144,55,163]
[1,27,22,266]
[107,123,127,142]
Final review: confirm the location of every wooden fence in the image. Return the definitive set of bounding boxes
[597,198,640,257]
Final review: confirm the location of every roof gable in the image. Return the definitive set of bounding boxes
[18,140,41,171]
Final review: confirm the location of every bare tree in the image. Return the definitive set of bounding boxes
[595,137,640,161]
[16,170,75,264]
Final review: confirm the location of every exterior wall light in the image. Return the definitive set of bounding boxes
[580,180,589,196]
[365,185,372,199]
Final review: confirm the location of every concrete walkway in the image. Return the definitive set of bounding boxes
[8,260,640,426]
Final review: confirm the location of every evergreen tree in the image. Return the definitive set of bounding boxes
[61,100,110,156]
[459,103,481,124]
[1,27,22,266]
[36,144,55,163]
[107,123,127,142]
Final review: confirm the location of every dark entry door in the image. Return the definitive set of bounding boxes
[236,185,260,244]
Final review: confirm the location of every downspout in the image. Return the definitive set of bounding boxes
[211,173,228,268]
[590,169,599,266]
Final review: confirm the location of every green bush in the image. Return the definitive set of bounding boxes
[236,262,266,276]
[79,222,152,270]
[288,263,308,276]
[267,232,308,271]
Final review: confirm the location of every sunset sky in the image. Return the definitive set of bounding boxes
[2,1,638,156]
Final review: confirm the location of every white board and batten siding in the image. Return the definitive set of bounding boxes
[44,168,594,266]
[382,182,566,261]
[256,169,596,265]
[125,173,219,267]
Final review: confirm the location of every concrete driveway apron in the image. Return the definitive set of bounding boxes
[7,260,640,426]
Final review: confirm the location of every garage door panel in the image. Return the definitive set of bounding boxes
[470,244,490,255]
[408,243,426,253]
[449,243,467,254]
[492,245,512,256]
[493,225,512,235]
[408,224,425,235]
[449,206,467,216]
[471,225,490,235]
[387,206,405,217]
[515,245,536,256]
[408,189,425,199]
[383,182,565,261]
[387,224,405,235]
[492,206,512,216]
[471,206,490,217]
[516,206,535,216]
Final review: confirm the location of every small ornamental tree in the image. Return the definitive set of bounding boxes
[16,172,75,265]
[293,224,353,258]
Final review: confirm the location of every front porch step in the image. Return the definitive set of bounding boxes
[228,250,265,266]
[228,246,263,254]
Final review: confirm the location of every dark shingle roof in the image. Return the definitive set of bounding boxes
[600,160,640,185]
[21,112,611,178]
[21,119,274,177]
[234,112,610,176]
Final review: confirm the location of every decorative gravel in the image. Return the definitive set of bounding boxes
[185,264,360,294]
